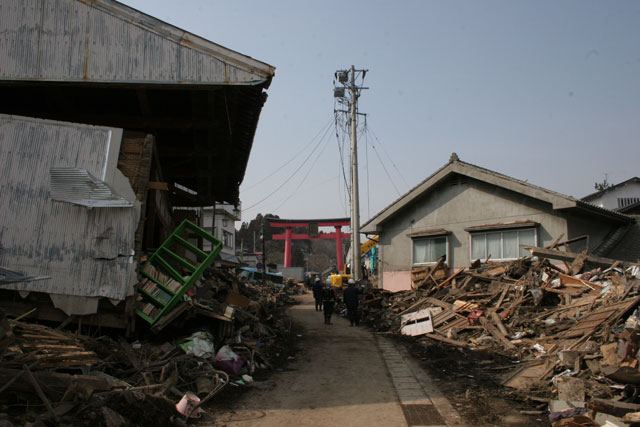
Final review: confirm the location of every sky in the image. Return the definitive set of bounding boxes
[120,0,640,227]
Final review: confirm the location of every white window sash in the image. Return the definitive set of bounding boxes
[469,228,537,262]
[412,236,448,265]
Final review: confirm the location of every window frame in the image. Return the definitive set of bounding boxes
[468,227,537,262]
[411,234,449,266]
[618,197,640,208]
[222,230,234,248]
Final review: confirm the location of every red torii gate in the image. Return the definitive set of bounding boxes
[268,218,351,271]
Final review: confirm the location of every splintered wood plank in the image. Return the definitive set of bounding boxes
[558,273,605,289]
[434,267,464,290]
[425,333,467,347]
[568,253,587,275]
[522,246,640,269]
[480,317,516,351]
[432,311,461,329]
[503,361,549,390]
[546,233,564,249]
[489,311,509,336]
[20,344,85,351]
[18,334,77,342]
[423,297,455,311]
[560,297,640,339]
[435,316,469,333]
[494,283,511,308]
[589,398,640,418]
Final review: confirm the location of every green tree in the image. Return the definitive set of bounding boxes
[594,174,612,191]
[594,179,612,191]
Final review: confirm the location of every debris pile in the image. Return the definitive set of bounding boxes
[0,269,298,426]
[361,246,640,426]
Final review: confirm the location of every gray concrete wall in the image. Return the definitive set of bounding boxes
[378,176,569,280]
[565,212,620,253]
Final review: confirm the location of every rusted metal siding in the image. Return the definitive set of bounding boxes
[0,114,137,300]
[0,0,274,85]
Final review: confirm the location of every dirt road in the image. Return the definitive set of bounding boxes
[209,293,460,426]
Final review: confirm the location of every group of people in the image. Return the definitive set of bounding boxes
[311,277,362,326]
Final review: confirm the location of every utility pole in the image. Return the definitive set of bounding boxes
[334,66,368,281]
[261,215,267,283]
[348,66,361,281]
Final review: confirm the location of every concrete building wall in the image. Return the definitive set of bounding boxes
[378,176,569,291]
[565,212,621,254]
[278,266,305,282]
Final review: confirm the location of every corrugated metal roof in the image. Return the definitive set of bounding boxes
[0,114,137,300]
[0,267,50,285]
[0,0,276,208]
[0,0,275,207]
[0,0,274,86]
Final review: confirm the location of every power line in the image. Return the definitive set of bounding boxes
[366,125,410,189]
[338,174,348,216]
[364,121,371,219]
[364,126,401,196]
[334,109,350,200]
[242,116,334,190]
[243,119,333,212]
[271,125,334,211]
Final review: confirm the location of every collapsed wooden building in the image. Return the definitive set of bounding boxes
[0,0,275,329]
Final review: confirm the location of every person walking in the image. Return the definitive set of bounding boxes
[312,277,324,311]
[322,282,338,325]
[343,278,362,326]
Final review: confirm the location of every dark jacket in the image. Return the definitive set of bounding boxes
[343,285,362,309]
[322,286,337,303]
[312,281,324,299]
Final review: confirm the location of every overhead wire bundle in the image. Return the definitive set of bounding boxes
[242,116,335,214]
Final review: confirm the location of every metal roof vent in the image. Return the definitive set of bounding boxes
[50,168,134,208]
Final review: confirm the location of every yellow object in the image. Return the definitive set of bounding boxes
[328,236,378,289]
[360,235,378,256]
[329,273,351,289]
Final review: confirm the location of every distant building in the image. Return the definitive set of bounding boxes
[201,204,242,267]
[582,177,640,211]
[238,251,260,269]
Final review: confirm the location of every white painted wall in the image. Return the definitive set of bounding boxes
[585,181,640,210]
[201,204,239,255]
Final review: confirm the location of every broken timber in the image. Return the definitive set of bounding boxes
[522,245,640,268]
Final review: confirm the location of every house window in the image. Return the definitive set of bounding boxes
[222,230,233,248]
[470,228,536,261]
[618,197,640,208]
[412,236,448,265]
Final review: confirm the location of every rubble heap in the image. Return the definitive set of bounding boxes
[361,246,640,425]
[0,269,299,427]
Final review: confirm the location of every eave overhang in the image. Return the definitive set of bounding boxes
[361,159,633,234]
[0,0,275,207]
